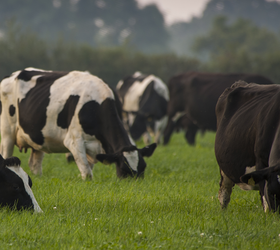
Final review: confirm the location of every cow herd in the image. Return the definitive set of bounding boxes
[0,67,279,214]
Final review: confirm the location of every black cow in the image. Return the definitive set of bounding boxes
[164,72,274,145]
[215,81,280,212]
[0,155,42,212]
[116,72,169,144]
[0,68,157,180]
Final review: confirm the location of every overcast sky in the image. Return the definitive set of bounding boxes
[137,0,211,25]
[137,0,280,25]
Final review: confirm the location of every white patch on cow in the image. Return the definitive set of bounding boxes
[133,71,142,78]
[128,135,136,146]
[171,112,185,123]
[8,166,43,213]
[24,67,51,72]
[153,77,169,101]
[122,74,155,112]
[116,80,124,90]
[245,166,256,174]
[123,150,139,172]
[277,175,280,184]
[128,113,136,126]
[262,195,269,213]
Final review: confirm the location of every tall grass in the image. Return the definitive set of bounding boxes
[0,132,279,249]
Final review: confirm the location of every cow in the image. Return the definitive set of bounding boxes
[163,72,275,145]
[0,68,157,180]
[215,80,280,213]
[0,154,42,212]
[116,72,169,144]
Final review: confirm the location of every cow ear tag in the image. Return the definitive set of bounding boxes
[248,177,255,186]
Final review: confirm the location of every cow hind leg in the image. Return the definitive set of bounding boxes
[29,149,44,175]
[218,170,235,209]
[64,137,93,180]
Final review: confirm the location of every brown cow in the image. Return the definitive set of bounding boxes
[215,81,280,212]
[164,72,274,145]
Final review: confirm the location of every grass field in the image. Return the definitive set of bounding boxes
[1,132,280,249]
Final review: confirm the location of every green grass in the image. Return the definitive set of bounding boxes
[1,132,280,249]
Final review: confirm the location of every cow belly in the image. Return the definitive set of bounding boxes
[16,127,67,153]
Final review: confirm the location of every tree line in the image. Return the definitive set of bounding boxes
[0,18,279,86]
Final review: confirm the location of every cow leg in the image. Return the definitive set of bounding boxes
[65,152,75,163]
[258,181,269,212]
[154,116,168,144]
[28,149,44,175]
[185,123,199,146]
[0,133,15,158]
[218,170,235,209]
[64,137,93,180]
[143,132,152,145]
[163,119,176,145]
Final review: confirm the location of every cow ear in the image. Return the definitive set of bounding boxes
[139,143,157,158]
[241,168,271,186]
[96,154,119,165]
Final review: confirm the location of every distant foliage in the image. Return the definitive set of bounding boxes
[0,24,201,86]
[0,0,169,54]
[168,0,280,56]
[194,16,280,84]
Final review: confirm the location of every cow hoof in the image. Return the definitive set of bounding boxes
[81,174,93,181]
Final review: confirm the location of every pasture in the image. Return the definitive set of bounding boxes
[0,132,279,249]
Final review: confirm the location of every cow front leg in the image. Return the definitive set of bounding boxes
[0,136,15,158]
[154,116,168,144]
[29,149,44,175]
[64,138,93,180]
[218,170,235,209]
[143,132,152,145]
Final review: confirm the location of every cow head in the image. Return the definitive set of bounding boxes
[0,155,42,212]
[241,165,280,213]
[96,143,157,178]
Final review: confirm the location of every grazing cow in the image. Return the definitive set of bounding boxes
[0,154,42,212]
[215,81,280,212]
[0,68,157,180]
[164,72,275,145]
[116,72,169,144]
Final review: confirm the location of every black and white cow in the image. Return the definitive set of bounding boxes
[215,81,280,213]
[116,72,169,144]
[0,68,157,180]
[0,154,42,212]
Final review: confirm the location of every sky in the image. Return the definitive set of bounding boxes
[137,0,280,25]
[137,0,211,25]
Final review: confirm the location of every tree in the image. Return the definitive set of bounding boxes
[0,0,170,54]
[168,0,280,57]
[192,16,280,59]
